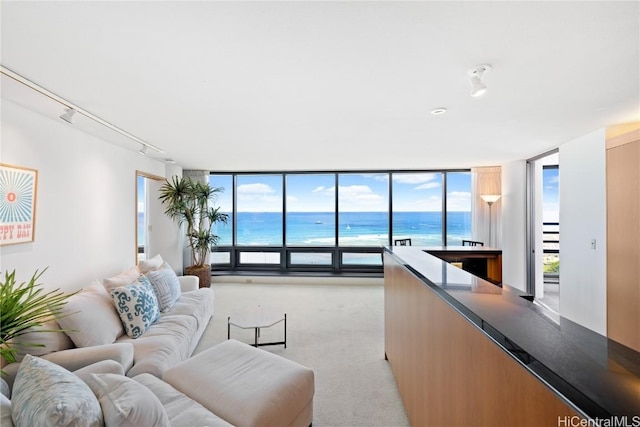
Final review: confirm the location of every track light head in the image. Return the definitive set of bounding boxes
[468,64,492,97]
[60,108,76,123]
[139,145,149,156]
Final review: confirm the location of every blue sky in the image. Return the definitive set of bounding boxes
[210,172,471,212]
[543,167,559,222]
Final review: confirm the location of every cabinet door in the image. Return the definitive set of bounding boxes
[607,135,640,352]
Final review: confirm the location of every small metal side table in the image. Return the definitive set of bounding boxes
[227,306,287,348]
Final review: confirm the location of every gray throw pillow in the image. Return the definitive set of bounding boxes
[11,354,103,427]
[145,263,182,312]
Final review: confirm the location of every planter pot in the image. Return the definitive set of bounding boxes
[184,265,211,288]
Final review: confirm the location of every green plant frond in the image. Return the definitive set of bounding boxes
[158,176,227,267]
[1,268,79,369]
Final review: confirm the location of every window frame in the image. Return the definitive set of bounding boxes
[210,169,471,275]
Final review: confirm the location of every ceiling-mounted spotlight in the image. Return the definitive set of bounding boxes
[139,145,149,156]
[60,108,76,124]
[468,64,492,97]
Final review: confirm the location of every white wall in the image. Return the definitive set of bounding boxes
[500,160,527,291]
[558,129,607,335]
[1,99,181,293]
[500,131,607,335]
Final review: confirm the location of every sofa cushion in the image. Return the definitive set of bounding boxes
[11,354,103,427]
[137,254,164,274]
[145,264,181,312]
[117,314,197,378]
[164,288,214,331]
[8,319,74,361]
[58,281,124,347]
[103,266,140,291]
[86,373,170,427]
[110,277,160,339]
[163,339,315,427]
[133,373,232,426]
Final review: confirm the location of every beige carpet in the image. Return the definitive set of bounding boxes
[194,280,409,427]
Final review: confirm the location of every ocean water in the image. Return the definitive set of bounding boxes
[216,211,471,246]
[141,211,472,247]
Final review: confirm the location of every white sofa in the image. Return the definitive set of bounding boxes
[2,340,314,427]
[1,257,314,426]
[1,356,233,427]
[113,275,213,378]
[2,265,213,389]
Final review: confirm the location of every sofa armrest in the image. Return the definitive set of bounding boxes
[178,275,199,292]
[73,359,125,383]
[2,342,134,391]
[43,342,134,373]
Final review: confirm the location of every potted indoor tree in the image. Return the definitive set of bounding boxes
[158,176,228,288]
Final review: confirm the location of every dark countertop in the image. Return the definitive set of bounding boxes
[384,246,640,419]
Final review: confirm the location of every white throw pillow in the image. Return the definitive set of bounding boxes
[110,277,160,338]
[11,354,103,427]
[57,281,125,347]
[103,266,140,291]
[145,263,182,312]
[137,254,164,274]
[86,373,170,427]
[9,319,74,361]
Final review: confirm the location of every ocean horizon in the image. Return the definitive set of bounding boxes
[140,211,472,247]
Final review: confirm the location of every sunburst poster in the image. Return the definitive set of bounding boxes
[0,164,38,246]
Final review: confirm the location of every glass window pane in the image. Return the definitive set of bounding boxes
[290,252,333,265]
[236,175,283,246]
[239,251,281,264]
[286,174,336,246]
[210,175,233,246]
[342,252,383,266]
[210,251,230,264]
[445,172,472,245]
[392,172,443,246]
[338,173,389,246]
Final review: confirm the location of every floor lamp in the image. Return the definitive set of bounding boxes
[480,195,501,247]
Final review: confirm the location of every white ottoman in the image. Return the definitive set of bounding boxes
[163,339,314,427]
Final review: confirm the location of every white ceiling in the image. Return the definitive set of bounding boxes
[1,1,639,171]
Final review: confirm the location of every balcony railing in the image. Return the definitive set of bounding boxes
[543,222,559,284]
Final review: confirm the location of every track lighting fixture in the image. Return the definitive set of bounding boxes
[2,66,165,156]
[468,64,491,97]
[139,145,149,156]
[60,108,76,124]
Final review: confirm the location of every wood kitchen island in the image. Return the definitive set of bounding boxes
[384,246,640,427]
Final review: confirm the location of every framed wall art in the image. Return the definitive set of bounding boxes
[0,163,38,246]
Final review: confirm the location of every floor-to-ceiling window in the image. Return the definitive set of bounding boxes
[210,169,472,274]
[209,174,233,265]
[286,173,336,268]
[392,172,443,245]
[446,171,472,245]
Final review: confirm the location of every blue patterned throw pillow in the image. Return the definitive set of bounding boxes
[110,277,160,338]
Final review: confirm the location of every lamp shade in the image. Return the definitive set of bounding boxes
[480,194,501,204]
